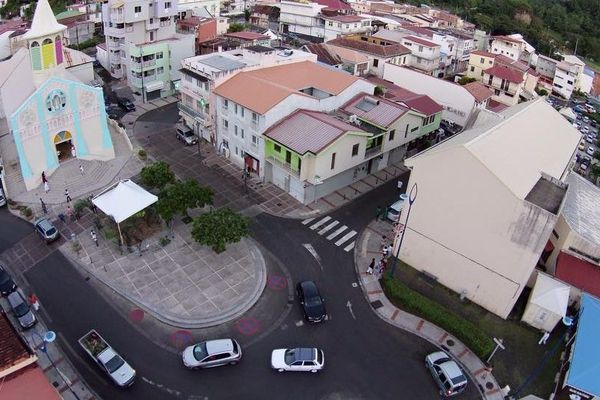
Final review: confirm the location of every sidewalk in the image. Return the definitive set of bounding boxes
[354,219,505,400]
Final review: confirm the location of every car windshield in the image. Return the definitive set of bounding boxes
[193,343,208,361]
[105,355,125,373]
[284,349,297,365]
[45,227,57,236]
[305,296,322,307]
[183,131,194,138]
[14,302,30,317]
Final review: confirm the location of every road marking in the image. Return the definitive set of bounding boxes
[302,243,323,270]
[318,220,339,235]
[309,216,331,230]
[335,230,357,246]
[327,225,347,240]
[344,241,355,252]
[302,217,315,225]
[346,300,356,320]
[295,320,304,327]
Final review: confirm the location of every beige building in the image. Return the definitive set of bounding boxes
[395,99,580,318]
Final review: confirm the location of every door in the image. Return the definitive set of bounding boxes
[285,150,292,165]
[367,158,373,174]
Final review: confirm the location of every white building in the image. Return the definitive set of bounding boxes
[179,46,316,143]
[101,0,195,100]
[212,61,374,177]
[396,99,580,318]
[322,14,371,41]
[553,55,586,99]
[400,35,441,76]
[489,35,528,62]
[278,0,327,41]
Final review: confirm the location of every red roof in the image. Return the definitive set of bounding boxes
[324,14,365,23]
[470,50,496,58]
[303,43,342,66]
[402,95,443,116]
[401,24,434,38]
[328,37,411,58]
[315,0,352,11]
[486,99,509,113]
[556,251,600,298]
[492,35,523,44]
[1,365,61,400]
[404,35,439,48]
[484,64,524,84]
[463,81,493,103]
[225,31,268,41]
[366,76,442,116]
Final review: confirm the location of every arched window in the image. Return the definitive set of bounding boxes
[45,90,67,113]
[30,41,39,48]
[43,38,52,45]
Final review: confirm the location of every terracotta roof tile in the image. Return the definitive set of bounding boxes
[0,311,31,374]
[470,50,496,58]
[213,61,360,114]
[402,95,443,116]
[487,99,509,113]
[327,37,410,58]
[463,81,493,103]
[484,64,524,84]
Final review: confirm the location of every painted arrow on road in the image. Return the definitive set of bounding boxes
[346,300,356,320]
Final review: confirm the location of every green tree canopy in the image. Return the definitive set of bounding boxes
[228,23,246,33]
[457,76,477,85]
[156,179,214,223]
[140,161,175,190]
[191,208,250,253]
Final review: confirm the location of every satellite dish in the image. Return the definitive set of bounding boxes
[562,316,574,326]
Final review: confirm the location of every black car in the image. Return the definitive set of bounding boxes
[296,281,326,323]
[0,265,17,296]
[118,98,136,112]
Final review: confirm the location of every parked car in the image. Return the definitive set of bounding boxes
[175,124,198,146]
[296,281,327,323]
[387,193,408,222]
[118,98,136,112]
[587,146,596,156]
[271,347,324,373]
[34,217,59,243]
[7,290,37,329]
[579,142,586,151]
[582,126,590,134]
[182,339,242,369]
[425,351,468,397]
[0,187,6,207]
[586,136,595,144]
[0,265,17,296]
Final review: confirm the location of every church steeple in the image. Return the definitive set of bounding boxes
[24,0,67,87]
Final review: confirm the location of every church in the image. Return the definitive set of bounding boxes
[0,0,114,192]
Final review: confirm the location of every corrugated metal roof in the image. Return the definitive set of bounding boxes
[562,172,600,247]
[264,110,365,154]
[343,94,408,128]
[202,54,246,71]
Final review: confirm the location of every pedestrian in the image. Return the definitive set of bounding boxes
[28,294,40,311]
[58,213,66,223]
[70,144,76,158]
[382,245,390,258]
[79,164,84,175]
[67,205,74,221]
[41,171,47,184]
[44,181,49,193]
[40,198,47,214]
[65,188,71,203]
[376,205,382,221]
[367,258,375,274]
[90,229,98,246]
[397,180,403,192]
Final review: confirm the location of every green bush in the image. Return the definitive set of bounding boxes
[138,149,147,160]
[74,198,90,215]
[159,236,171,246]
[19,206,33,218]
[381,274,494,359]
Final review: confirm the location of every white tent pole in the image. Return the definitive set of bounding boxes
[117,221,124,246]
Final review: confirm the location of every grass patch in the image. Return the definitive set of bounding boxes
[381,274,494,359]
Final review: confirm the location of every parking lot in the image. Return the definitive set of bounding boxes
[569,104,599,179]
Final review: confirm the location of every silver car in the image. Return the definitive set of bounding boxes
[425,351,467,397]
[176,124,198,146]
[182,339,242,369]
[34,217,59,243]
[8,290,37,329]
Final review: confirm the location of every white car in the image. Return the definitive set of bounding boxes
[271,347,324,373]
[582,126,590,134]
[587,147,596,156]
[182,339,242,369]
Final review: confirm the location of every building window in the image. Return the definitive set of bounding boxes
[234,125,238,136]
[552,230,559,239]
[241,129,244,139]
[470,66,475,72]
[252,135,258,144]
[134,5,141,12]
[156,52,163,59]
[330,152,336,169]
[352,143,359,156]
[494,89,500,95]
[241,107,245,117]
[223,99,228,109]
[418,45,423,52]
[223,119,228,129]
[410,126,418,132]
[235,146,238,156]
[149,31,154,41]
[404,124,409,138]
[274,144,281,152]
[165,1,171,8]
[157,66,164,74]
[373,59,379,68]
[235,103,238,114]
[389,130,395,141]
[252,112,258,123]
[480,57,484,63]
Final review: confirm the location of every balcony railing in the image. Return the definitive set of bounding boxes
[110,12,124,23]
[105,27,124,37]
[178,103,210,126]
[266,155,300,178]
[364,145,382,159]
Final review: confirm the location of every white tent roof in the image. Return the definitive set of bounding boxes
[92,180,158,223]
[559,107,576,120]
[530,272,570,316]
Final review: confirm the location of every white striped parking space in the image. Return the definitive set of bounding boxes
[318,220,339,235]
[309,216,331,230]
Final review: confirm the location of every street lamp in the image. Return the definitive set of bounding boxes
[30,330,81,400]
[389,182,418,278]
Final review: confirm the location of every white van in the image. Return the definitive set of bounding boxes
[387,193,408,222]
[0,188,6,207]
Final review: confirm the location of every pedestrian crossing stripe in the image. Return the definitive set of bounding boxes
[301,218,315,225]
[335,230,357,246]
[327,225,347,240]
[309,216,331,230]
[318,221,339,235]
[344,242,355,252]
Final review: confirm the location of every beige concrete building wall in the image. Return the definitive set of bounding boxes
[399,146,557,318]
[467,53,494,80]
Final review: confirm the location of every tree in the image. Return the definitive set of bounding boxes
[140,161,175,190]
[228,23,246,33]
[156,179,213,223]
[244,8,250,22]
[590,164,600,180]
[374,85,385,96]
[594,151,600,161]
[457,76,476,85]
[191,208,250,253]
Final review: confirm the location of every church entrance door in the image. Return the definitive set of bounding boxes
[54,131,74,162]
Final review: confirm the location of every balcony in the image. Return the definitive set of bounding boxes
[110,12,124,23]
[364,144,382,159]
[178,103,211,126]
[107,40,121,50]
[146,20,160,30]
[266,155,300,178]
[105,26,125,37]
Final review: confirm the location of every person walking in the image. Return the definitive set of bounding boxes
[382,245,390,258]
[70,144,76,158]
[44,181,49,193]
[367,258,375,274]
[41,171,47,184]
[66,205,74,222]
[28,294,40,311]
[39,198,47,214]
[90,229,98,247]
[79,164,84,175]
[65,189,71,203]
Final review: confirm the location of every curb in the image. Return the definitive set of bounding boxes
[59,236,268,329]
[353,225,504,400]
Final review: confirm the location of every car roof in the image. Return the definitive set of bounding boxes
[205,339,234,355]
[7,291,24,304]
[300,280,319,295]
[35,218,53,230]
[293,348,315,362]
[439,361,466,383]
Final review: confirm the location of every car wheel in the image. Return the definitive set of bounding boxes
[310,369,318,373]
[230,361,237,365]
[278,368,285,373]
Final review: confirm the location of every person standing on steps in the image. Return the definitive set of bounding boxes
[367,258,375,274]
[65,189,71,203]
[41,171,47,184]
[44,181,49,193]
[79,164,84,175]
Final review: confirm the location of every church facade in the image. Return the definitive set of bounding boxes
[2,0,114,191]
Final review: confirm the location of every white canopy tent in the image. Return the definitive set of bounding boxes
[92,180,158,244]
[559,107,576,122]
[522,272,570,332]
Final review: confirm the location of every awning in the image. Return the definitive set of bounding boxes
[145,80,165,92]
[178,68,208,82]
[92,180,157,223]
[110,0,123,8]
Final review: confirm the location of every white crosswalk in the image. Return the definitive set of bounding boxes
[302,216,357,252]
